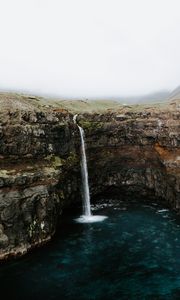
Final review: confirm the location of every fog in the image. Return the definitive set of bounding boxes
[0,0,180,98]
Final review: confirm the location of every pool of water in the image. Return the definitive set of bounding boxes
[1,200,180,300]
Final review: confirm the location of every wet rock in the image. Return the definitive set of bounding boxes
[0,233,9,248]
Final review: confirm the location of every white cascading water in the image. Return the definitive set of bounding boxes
[78,124,91,216]
[73,115,107,223]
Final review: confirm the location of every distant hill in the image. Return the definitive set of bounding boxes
[1,86,180,111]
[169,86,180,100]
[117,90,170,104]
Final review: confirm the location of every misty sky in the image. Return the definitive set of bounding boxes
[1,0,180,98]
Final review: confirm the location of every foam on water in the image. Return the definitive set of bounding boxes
[75,215,108,223]
[157,209,169,213]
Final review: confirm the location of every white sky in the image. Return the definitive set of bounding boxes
[0,0,180,97]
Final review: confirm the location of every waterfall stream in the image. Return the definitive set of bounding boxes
[77,124,91,216]
[73,115,107,223]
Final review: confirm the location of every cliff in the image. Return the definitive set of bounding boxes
[79,101,180,207]
[0,93,179,260]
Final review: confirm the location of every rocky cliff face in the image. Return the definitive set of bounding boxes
[79,101,180,208]
[0,108,81,259]
[0,97,179,260]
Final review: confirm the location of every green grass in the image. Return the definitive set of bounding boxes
[0,91,178,114]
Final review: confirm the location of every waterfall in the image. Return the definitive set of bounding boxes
[73,115,107,223]
[77,124,91,216]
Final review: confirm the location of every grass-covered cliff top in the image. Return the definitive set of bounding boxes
[0,92,179,114]
[0,92,120,113]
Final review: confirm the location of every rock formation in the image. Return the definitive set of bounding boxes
[0,94,179,260]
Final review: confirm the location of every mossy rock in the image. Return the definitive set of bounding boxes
[45,155,63,168]
[79,120,104,132]
[45,152,79,169]
[65,152,79,167]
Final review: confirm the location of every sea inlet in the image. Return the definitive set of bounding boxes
[1,200,180,300]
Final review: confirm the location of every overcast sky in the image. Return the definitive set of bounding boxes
[0,0,180,98]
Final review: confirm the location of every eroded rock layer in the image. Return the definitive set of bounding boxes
[0,97,179,260]
[0,109,81,259]
[79,102,180,207]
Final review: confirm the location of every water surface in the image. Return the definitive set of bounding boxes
[1,200,180,300]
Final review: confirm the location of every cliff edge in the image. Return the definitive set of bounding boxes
[0,93,179,260]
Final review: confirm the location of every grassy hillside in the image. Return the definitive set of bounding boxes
[0,92,178,115]
[0,92,121,113]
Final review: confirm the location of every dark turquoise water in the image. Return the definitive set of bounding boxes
[1,200,180,300]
